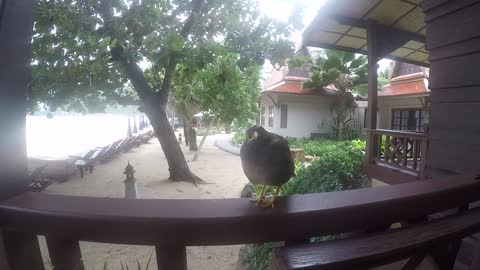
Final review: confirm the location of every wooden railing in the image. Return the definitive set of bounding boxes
[366,129,429,180]
[1,175,480,270]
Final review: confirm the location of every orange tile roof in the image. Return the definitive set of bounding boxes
[263,82,337,96]
[380,73,429,97]
[380,80,428,97]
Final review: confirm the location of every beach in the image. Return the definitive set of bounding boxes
[39,133,248,269]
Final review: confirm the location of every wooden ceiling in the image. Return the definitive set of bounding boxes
[302,0,429,66]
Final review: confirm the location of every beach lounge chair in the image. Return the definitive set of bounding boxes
[99,140,123,162]
[116,137,134,152]
[28,164,50,192]
[73,145,109,178]
[71,149,97,178]
[28,156,78,182]
[132,134,150,147]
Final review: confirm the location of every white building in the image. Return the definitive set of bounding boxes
[377,62,430,131]
[259,65,366,139]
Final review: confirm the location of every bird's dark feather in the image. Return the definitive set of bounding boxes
[240,127,294,186]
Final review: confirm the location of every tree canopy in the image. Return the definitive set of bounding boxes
[31,0,301,182]
[31,0,298,113]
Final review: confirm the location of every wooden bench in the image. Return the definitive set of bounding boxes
[270,206,480,270]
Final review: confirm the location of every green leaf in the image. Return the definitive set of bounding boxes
[100,37,111,47]
[165,33,183,52]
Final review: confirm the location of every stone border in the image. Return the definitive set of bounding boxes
[214,136,240,156]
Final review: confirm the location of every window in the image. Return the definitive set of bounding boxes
[260,107,266,126]
[280,104,288,128]
[268,105,274,127]
[391,109,424,131]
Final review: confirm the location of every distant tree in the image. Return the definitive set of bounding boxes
[31,0,299,184]
[301,50,367,141]
[378,67,390,88]
[174,54,260,161]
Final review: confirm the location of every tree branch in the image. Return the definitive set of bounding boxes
[159,0,206,106]
[117,56,155,102]
[96,0,155,104]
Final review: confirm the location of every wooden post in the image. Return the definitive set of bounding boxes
[365,20,379,165]
[46,237,84,270]
[155,245,187,270]
[2,230,45,270]
[0,0,37,200]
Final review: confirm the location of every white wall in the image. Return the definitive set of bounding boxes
[259,93,366,138]
[378,95,426,129]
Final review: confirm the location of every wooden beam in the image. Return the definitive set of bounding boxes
[1,175,480,246]
[303,41,429,68]
[334,15,426,45]
[0,0,37,200]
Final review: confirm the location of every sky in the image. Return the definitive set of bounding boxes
[258,0,391,77]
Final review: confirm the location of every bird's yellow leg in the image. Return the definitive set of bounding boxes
[256,185,267,205]
[262,185,282,208]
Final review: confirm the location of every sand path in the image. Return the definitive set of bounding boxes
[40,133,248,270]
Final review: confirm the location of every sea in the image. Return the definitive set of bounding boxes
[27,114,147,158]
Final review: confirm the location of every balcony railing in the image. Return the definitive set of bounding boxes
[1,175,479,270]
[366,129,429,181]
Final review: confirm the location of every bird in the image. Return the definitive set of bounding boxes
[240,125,295,208]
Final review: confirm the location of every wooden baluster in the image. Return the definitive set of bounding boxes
[402,137,408,167]
[377,134,383,161]
[418,137,429,179]
[365,130,373,164]
[46,237,84,270]
[1,230,45,270]
[385,135,391,162]
[412,139,419,170]
[156,245,187,270]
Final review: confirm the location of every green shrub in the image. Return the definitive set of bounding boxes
[233,131,246,145]
[243,139,368,270]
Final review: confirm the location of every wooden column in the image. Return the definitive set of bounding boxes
[366,20,379,131]
[365,20,379,164]
[0,0,37,200]
[2,230,45,270]
[155,245,187,270]
[46,237,84,270]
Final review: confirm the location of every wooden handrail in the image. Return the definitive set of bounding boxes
[0,175,479,246]
[366,129,427,139]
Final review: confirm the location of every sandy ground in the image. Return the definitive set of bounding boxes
[39,133,248,270]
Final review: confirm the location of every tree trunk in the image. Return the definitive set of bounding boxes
[189,127,198,151]
[146,104,203,183]
[183,118,189,146]
[337,92,347,141]
[192,116,218,162]
[338,111,345,141]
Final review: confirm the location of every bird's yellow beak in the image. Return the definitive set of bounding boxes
[248,131,258,141]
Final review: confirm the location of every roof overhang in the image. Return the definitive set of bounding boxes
[303,0,429,67]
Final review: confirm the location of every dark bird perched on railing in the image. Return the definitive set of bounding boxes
[240,126,295,208]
